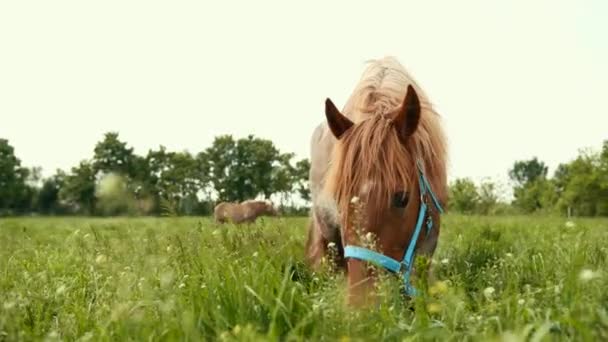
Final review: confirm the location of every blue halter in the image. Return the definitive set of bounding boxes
[343,161,444,296]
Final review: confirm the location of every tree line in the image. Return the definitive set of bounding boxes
[0,133,310,216]
[449,140,608,217]
[1,134,606,217]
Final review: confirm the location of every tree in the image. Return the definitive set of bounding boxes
[59,161,97,214]
[204,135,286,202]
[36,170,67,214]
[270,152,296,204]
[448,178,479,214]
[204,135,237,201]
[0,139,31,214]
[93,132,136,177]
[556,149,605,216]
[142,146,210,215]
[509,158,550,213]
[512,179,556,213]
[508,157,548,187]
[477,179,499,215]
[293,158,311,202]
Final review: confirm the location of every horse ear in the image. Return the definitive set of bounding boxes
[325,98,354,139]
[393,85,421,139]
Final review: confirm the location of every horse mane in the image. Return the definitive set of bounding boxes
[324,57,448,225]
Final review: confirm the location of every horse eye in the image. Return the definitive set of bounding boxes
[392,191,409,208]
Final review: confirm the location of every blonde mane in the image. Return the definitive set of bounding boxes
[323,57,448,225]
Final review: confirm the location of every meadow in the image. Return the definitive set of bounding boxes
[0,215,607,341]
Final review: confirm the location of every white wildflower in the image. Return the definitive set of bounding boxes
[483,286,495,299]
[505,253,513,258]
[80,332,94,341]
[166,245,172,252]
[365,232,374,241]
[178,283,186,289]
[517,298,525,305]
[350,196,360,204]
[56,284,67,295]
[95,254,107,264]
[554,285,561,294]
[579,269,599,282]
[327,242,336,248]
[565,221,576,228]
[252,252,258,257]
[441,258,449,265]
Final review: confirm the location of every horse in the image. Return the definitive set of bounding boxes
[305,57,448,306]
[214,199,279,224]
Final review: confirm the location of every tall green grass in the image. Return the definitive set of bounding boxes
[0,215,607,341]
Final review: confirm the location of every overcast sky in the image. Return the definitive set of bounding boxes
[1,1,606,189]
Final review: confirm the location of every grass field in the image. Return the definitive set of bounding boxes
[0,215,607,341]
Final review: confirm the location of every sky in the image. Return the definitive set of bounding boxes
[1,1,607,191]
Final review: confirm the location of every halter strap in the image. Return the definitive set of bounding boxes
[343,160,443,297]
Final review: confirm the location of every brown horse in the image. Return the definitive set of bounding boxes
[214,199,278,224]
[306,57,448,306]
